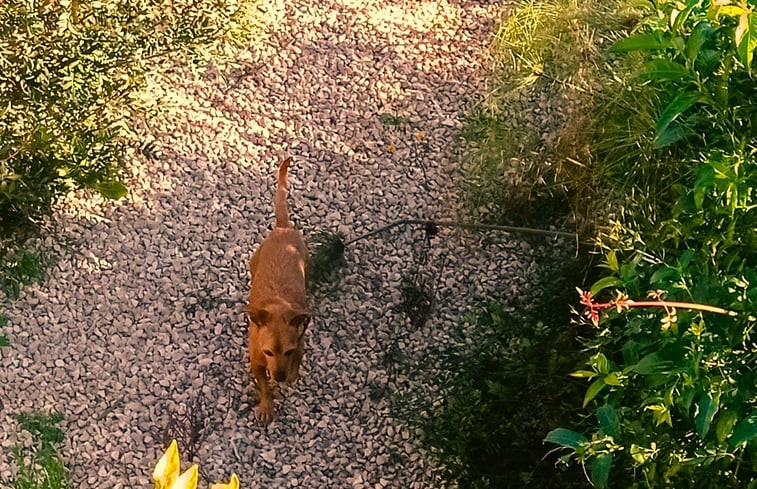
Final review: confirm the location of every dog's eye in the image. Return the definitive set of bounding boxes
[263,350,274,357]
[284,350,295,356]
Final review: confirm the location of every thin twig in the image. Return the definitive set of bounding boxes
[623,300,738,317]
[343,218,576,246]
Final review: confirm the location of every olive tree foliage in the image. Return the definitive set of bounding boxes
[0,0,262,232]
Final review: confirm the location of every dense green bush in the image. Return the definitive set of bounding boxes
[0,0,261,233]
[586,0,757,220]
[548,1,757,487]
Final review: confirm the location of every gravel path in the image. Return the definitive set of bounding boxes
[0,1,573,487]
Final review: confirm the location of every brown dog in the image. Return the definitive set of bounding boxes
[247,158,310,424]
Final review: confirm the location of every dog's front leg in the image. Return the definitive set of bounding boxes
[286,344,304,383]
[252,364,275,424]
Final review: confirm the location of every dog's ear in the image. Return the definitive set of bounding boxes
[289,312,310,332]
[247,306,272,327]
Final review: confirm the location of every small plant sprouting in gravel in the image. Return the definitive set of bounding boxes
[307,230,346,291]
[9,411,69,489]
[0,314,9,347]
[0,248,49,300]
[159,396,209,464]
[397,275,434,330]
[378,113,411,127]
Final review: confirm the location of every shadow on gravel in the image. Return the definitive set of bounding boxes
[391,233,592,489]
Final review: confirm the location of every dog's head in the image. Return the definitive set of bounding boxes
[248,303,309,383]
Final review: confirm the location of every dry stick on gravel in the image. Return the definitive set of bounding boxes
[343,219,577,246]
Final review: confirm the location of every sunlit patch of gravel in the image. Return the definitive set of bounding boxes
[0,1,578,488]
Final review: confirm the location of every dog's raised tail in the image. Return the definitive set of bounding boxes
[275,157,292,228]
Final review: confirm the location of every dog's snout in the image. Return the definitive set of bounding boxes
[274,370,287,382]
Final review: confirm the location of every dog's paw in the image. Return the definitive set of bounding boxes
[255,402,275,424]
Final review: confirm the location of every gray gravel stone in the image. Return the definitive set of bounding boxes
[0,1,580,488]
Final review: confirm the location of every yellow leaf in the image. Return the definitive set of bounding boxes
[169,464,198,489]
[153,440,180,489]
[210,473,240,489]
[606,250,619,272]
[718,5,746,17]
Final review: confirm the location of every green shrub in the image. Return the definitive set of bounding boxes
[0,247,49,300]
[9,412,69,489]
[548,1,757,487]
[585,0,757,222]
[0,0,262,233]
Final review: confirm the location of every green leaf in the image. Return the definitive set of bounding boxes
[619,262,638,282]
[622,340,640,365]
[735,12,757,71]
[695,393,720,439]
[590,276,624,296]
[591,453,613,489]
[730,411,757,448]
[0,335,8,347]
[630,444,653,464]
[693,164,716,209]
[629,352,672,375]
[611,32,668,53]
[638,59,693,82]
[592,353,611,375]
[96,181,128,199]
[672,2,698,32]
[606,250,619,272]
[657,91,703,130]
[597,404,621,439]
[678,249,696,270]
[697,48,723,77]
[686,21,715,63]
[584,378,607,408]
[653,122,692,149]
[544,428,587,449]
[646,403,672,426]
[715,410,739,444]
[654,91,705,148]
[650,266,678,284]
[718,6,747,18]
[680,388,697,413]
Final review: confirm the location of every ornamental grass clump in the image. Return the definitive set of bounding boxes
[460,0,637,231]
